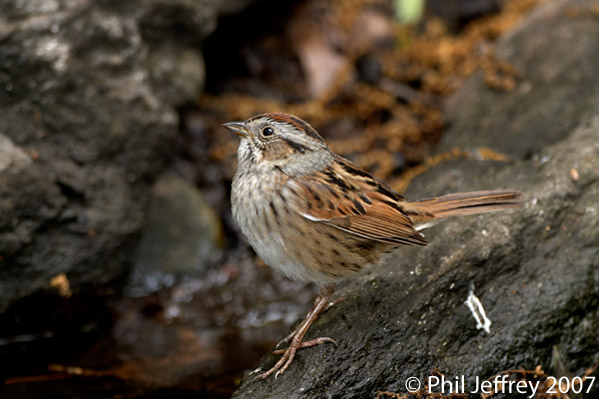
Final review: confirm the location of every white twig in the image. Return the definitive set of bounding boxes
[465,286,492,334]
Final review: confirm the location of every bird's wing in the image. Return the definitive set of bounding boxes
[287,159,427,246]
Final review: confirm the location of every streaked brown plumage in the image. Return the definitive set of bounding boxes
[224,113,522,379]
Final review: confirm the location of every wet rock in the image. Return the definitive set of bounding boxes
[232,1,599,397]
[128,174,224,296]
[0,0,258,312]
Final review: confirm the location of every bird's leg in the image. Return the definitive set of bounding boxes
[277,286,344,346]
[257,285,338,379]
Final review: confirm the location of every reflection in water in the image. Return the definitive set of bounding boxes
[0,250,316,398]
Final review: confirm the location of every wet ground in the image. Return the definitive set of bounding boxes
[1,252,317,398]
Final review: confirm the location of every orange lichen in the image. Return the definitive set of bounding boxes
[49,273,72,298]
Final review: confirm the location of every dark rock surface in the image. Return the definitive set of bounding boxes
[0,0,255,312]
[232,0,599,397]
[441,0,599,158]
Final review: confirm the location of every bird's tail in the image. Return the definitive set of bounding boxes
[405,190,523,230]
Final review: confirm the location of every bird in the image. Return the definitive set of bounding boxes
[224,112,522,379]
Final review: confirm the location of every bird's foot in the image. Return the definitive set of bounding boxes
[255,285,339,380]
[255,336,338,380]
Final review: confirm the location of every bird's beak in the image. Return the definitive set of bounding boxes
[223,121,251,137]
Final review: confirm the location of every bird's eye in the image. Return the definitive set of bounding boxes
[261,127,275,137]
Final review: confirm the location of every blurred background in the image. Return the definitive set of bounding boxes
[0,0,552,397]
